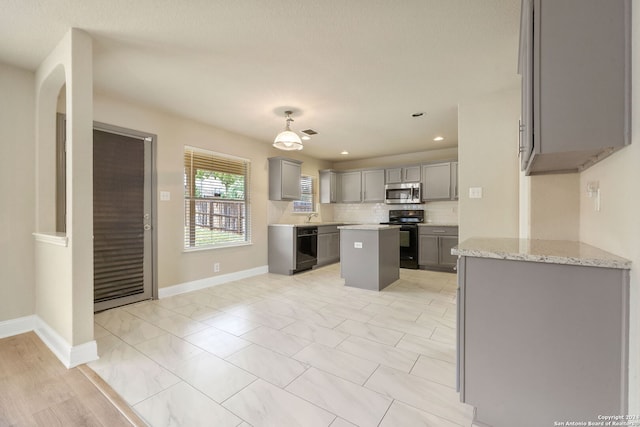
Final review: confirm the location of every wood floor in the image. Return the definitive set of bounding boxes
[0,332,141,427]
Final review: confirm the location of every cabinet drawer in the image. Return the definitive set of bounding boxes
[317,225,339,234]
[419,226,458,236]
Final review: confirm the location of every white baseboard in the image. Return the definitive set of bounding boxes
[159,265,269,299]
[0,315,37,339]
[0,315,97,368]
[34,316,98,368]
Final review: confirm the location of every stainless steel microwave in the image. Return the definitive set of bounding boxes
[385,183,422,204]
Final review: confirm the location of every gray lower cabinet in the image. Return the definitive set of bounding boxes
[418,226,458,271]
[519,0,631,175]
[267,225,296,275]
[317,225,340,266]
[458,256,629,427]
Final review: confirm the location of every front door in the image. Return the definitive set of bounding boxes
[93,125,154,312]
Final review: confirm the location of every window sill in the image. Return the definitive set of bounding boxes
[33,232,69,247]
[183,241,252,253]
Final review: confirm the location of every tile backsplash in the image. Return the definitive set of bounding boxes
[269,200,459,225]
[333,201,458,225]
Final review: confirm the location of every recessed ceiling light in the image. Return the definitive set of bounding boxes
[433,136,445,141]
[301,135,311,141]
[341,151,349,155]
[411,112,425,117]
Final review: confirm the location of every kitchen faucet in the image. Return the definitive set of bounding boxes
[306,212,318,223]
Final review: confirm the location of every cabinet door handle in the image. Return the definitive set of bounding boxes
[518,119,526,157]
[432,230,446,234]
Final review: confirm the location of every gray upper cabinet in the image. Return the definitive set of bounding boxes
[319,170,338,203]
[519,0,631,175]
[422,163,452,201]
[268,157,302,201]
[339,171,362,203]
[450,162,458,200]
[362,169,385,202]
[385,166,421,184]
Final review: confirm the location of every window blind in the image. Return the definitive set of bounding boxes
[293,175,314,213]
[184,146,251,249]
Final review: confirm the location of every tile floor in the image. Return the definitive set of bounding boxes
[91,264,474,427]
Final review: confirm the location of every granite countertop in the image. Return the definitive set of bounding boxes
[338,224,401,231]
[453,237,631,269]
[418,223,459,227]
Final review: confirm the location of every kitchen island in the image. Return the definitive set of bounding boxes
[453,238,631,427]
[338,224,400,291]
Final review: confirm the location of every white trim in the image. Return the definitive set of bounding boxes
[33,317,98,368]
[0,315,37,339]
[33,232,69,247]
[0,315,98,368]
[159,265,268,298]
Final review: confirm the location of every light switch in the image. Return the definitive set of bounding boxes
[354,242,363,249]
[469,187,483,199]
[160,191,171,201]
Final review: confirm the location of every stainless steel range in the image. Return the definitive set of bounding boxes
[381,209,424,269]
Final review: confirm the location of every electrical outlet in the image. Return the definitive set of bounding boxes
[469,187,483,199]
[214,263,220,273]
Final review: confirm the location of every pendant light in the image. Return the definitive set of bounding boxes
[273,110,303,151]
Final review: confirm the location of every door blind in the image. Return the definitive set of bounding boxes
[93,130,145,303]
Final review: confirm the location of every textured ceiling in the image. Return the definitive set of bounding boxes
[0,0,521,161]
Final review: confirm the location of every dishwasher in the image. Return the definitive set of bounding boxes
[295,226,318,272]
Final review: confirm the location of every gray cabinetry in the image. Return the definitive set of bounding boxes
[339,171,362,203]
[519,0,631,175]
[458,255,629,426]
[418,226,458,271]
[385,166,421,184]
[421,163,452,201]
[317,225,340,266]
[362,169,385,202]
[339,226,400,291]
[319,170,338,204]
[268,157,302,201]
[267,225,296,274]
[450,162,458,200]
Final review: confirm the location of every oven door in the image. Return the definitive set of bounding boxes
[296,228,318,272]
[399,225,419,269]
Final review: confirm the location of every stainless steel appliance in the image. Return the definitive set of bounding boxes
[381,209,424,269]
[384,183,422,204]
[295,226,318,272]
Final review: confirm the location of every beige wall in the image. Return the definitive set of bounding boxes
[93,92,332,289]
[528,174,580,241]
[0,62,36,322]
[457,87,520,242]
[577,8,640,407]
[34,28,94,347]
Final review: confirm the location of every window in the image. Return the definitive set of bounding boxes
[184,146,251,249]
[293,175,315,213]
